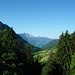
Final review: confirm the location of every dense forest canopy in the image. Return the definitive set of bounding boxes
[0,28,42,75]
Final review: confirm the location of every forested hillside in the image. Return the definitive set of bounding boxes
[0,28,43,75]
[41,31,75,75]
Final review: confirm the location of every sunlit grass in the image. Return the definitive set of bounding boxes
[33,47,57,62]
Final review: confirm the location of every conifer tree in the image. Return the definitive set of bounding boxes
[57,31,72,75]
[70,53,75,75]
[0,28,23,74]
[71,32,75,54]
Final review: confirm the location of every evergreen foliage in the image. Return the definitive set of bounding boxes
[70,53,75,75]
[0,28,42,75]
[41,30,75,75]
[57,31,72,75]
[41,51,62,75]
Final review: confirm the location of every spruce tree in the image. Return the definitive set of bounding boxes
[57,31,72,75]
[0,28,23,74]
[71,32,75,54]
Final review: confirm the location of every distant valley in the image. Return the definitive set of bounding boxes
[18,33,53,48]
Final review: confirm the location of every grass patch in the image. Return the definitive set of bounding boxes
[33,47,57,63]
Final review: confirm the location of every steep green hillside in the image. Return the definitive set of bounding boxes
[0,21,41,52]
[33,47,57,62]
[42,39,58,49]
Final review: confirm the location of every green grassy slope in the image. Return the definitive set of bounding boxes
[33,47,57,62]
[42,39,58,49]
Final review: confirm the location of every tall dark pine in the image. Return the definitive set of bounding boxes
[57,31,72,75]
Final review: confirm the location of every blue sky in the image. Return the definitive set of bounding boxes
[0,0,75,39]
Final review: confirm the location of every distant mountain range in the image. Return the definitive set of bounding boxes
[42,39,58,49]
[0,21,41,52]
[18,33,52,48]
[0,21,58,51]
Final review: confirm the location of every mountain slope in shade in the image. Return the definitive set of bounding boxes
[0,21,10,30]
[0,21,41,52]
[42,39,58,49]
[18,33,52,48]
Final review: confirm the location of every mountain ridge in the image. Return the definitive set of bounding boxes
[18,33,53,48]
[42,39,58,49]
[0,21,41,52]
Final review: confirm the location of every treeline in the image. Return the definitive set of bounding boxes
[0,28,42,75]
[41,30,75,75]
